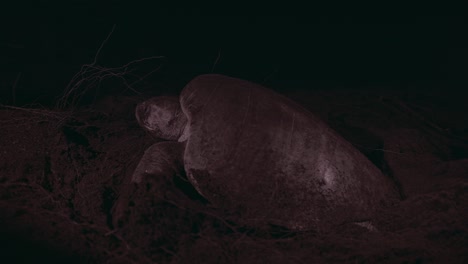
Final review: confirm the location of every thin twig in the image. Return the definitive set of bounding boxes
[12,72,22,104]
[56,24,164,110]
[92,24,117,66]
[212,48,222,72]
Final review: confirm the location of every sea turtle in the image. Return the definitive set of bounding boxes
[125,74,399,231]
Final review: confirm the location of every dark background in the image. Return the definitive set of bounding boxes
[1,4,467,106]
[1,4,467,263]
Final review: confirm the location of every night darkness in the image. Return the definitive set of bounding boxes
[2,10,467,105]
[1,3,467,264]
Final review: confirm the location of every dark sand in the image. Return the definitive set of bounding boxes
[1,86,466,263]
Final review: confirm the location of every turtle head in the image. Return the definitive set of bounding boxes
[135,96,188,141]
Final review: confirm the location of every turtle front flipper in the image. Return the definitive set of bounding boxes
[112,141,185,230]
[132,141,185,184]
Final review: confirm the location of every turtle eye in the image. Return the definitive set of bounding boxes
[166,118,174,126]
